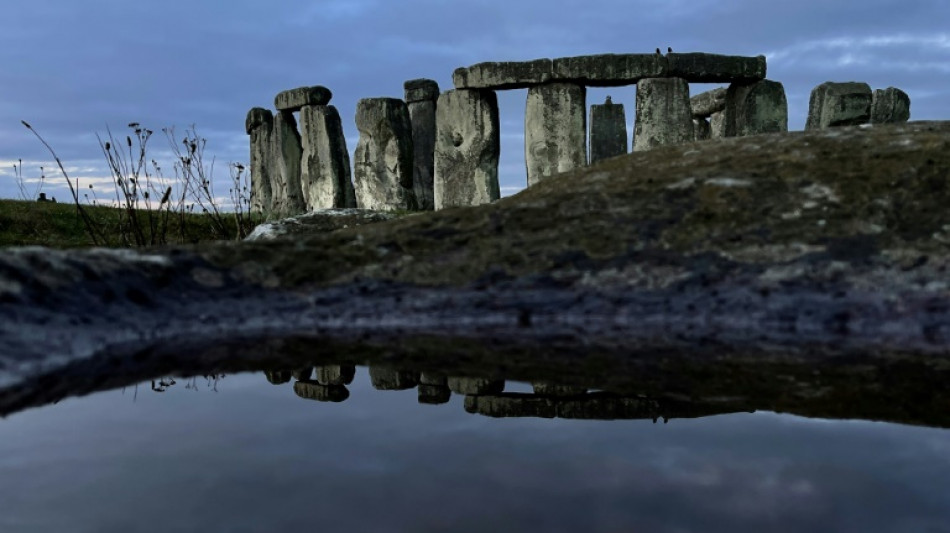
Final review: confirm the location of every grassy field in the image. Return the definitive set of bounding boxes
[0,199,255,248]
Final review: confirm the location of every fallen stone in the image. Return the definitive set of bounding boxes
[353,98,416,211]
[452,58,553,90]
[525,82,587,185]
[434,89,500,210]
[589,96,628,164]
[244,208,397,241]
[693,118,711,141]
[299,105,355,210]
[725,79,788,137]
[633,77,693,151]
[406,79,439,210]
[667,53,766,83]
[552,53,667,87]
[404,79,440,103]
[806,82,872,130]
[270,111,307,217]
[871,87,911,124]
[246,108,274,215]
[274,86,333,112]
[690,87,727,117]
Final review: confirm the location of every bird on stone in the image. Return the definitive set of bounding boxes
[655,48,661,55]
[668,47,673,53]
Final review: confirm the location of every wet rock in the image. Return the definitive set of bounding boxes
[589,96,628,164]
[434,89,500,209]
[246,107,274,214]
[525,82,587,185]
[244,209,397,241]
[275,86,332,112]
[405,79,439,210]
[353,98,416,211]
[806,81,872,130]
[633,77,692,151]
[299,105,355,210]
[871,87,911,124]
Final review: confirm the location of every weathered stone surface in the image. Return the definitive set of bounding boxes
[447,377,504,395]
[806,82,872,130]
[667,53,766,83]
[693,118,711,141]
[404,79,440,103]
[690,87,727,117]
[434,89,500,210]
[552,53,667,87]
[293,381,350,402]
[407,80,439,211]
[871,87,911,124]
[452,58,552,90]
[246,107,274,215]
[633,77,692,151]
[710,110,727,139]
[274,86,332,111]
[369,367,419,390]
[353,98,416,211]
[299,105,355,210]
[525,82,587,185]
[589,96,627,164]
[7,123,950,422]
[725,79,788,137]
[315,364,356,386]
[245,209,397,241]
[270,111,307,217]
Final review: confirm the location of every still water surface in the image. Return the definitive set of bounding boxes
[1,367,949,533]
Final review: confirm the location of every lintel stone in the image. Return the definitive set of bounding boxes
[452,58,553,89]
[552,53,667,87]
[690,87,728,118]
[404,78,440,103]
[274,86,333,111]
[667,53,766,83]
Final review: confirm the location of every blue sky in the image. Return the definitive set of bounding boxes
[0,0,947,204]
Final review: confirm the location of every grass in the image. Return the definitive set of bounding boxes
[0,198,247,248]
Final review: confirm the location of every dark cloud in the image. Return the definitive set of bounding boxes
[0,1,947,200]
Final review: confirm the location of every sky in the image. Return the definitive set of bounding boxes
[0,0,947,205]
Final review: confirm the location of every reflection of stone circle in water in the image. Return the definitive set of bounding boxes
[315,365,356,386]
[418,384,451,405]
[293,381,350,402]
[265,370,292,385]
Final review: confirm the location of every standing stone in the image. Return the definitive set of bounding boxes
[805,82,872,131]
[525,82,587,185]
[710,111,727,139]
[353,98,416,211]
[405,79,440,210]
[589,96,628,164]
[299,104,356,210]
[633,77,693,151]
[693,118,711,141]
[434,89,500,210]
[369,366,419,390]
[270,111,307,217]
[246,107,274,215]
[871,87,911,124]
[725,79,788,137]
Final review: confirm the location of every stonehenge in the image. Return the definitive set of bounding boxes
[353,98,416,211]
[248,51,910,218]
[589,96,628,164]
